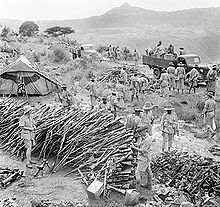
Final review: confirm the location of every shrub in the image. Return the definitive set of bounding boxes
[32,52,40,62]
[53,47,70,63]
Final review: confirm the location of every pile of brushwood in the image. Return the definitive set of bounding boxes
[0,98,134,188]
[152,151,220,204]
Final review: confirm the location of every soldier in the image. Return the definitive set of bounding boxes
[138,76,149,94]
[207,65,218,96]
[109,90,119,119]
[186,64,200,94]
[160,69,169,97]
[19,105,36,169]
[85,78,98,110]
[120,67,128,85]
[167,62,176,91]
[130,73,139,102]
[130,106,155,191]
[60,85,73,110]
[116,80,126,108]
[108,45,114,61]
[99,96,108,111]
[202,92,216,139]
[17,78,26,97]
[161,104,179,152]
[126,108,142,133]
[123,47,129,63]
[176,62,186,94]
[133,49,139,68]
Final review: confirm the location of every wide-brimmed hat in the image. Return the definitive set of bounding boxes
[164,104,174,111]
[134,108,143,112]
[180,202,193,207]
[102,95,107,100]
[195,64,198,68]
[111,89,117,95]
[207,91,214,97]
[178,62,183,66]
[90,77,95,81]
[169,62,174,66]
[143,102,154,110]
[23,105,33,114]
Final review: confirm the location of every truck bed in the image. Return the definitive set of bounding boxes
[142,55,171,68]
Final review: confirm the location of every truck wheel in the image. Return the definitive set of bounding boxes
[153,68,161,79]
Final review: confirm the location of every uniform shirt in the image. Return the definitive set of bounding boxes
[133,51,139,60]
[130,76,139,89]
[99,102,108,110]
[109,95,118,111]
[121,69,127,82]
[176,67,185,79]
[137,136,154,163]
[187,68,199,83]
[62,90,72,107]
[202,98,216,114]
[116,83,125,97]
[167,66,175,77]
[207,69,217,82]
[85,81,97,97]
[126,114,141,131]
[19,114,35,140]
[140,111,154,136]
[161,112,179,134]
[160,73,169,87]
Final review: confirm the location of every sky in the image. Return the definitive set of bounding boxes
[0,0,220,20]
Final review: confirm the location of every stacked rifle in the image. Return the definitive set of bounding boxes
[0,99,135,188]
[152,151,220,204]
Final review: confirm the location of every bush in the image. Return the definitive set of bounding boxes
[32,52,40,62]
[53,47,70,63]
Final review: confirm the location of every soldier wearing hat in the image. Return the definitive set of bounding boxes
[161,104,179,152]
[19,105,36,168]
[206,64,218,96]
[126,108,142,133]
[130,106,156,191]
[60,84,73,109]
[99,95,108,110]
[167,62,176,91]
[85,78,98,110]
[202,92,216,139]
[176,62,186,94]
[109,90,119,118]
[186,64,200,94]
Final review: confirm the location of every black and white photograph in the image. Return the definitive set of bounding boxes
[0,0,220,206]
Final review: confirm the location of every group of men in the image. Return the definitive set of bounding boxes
[107,45,140,65]
[160,62,218,95]
[125,101,179,191]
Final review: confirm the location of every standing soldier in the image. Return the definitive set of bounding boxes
[206,65,218,96]
[160,69,169,97]
[130,73,139,102]
[109,90,119,119]
[126,108,142,133]
[85,78,98,110]
[133,49,139,68]
[116,80,126,108]
[186,64,200,94]
[167,62,176,91]
[120,67,128,86]
[176,62,186,94]
[130,106,155,191]
[202,92,216,139]
[19,105,36,169]
[60,85,73,109]
[123,47,129,63]
[108,45,114,62]
[161,104,179,152]
[138,76,149,94]
[99,96,108,111]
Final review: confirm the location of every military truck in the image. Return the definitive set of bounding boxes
[142,54,210,80]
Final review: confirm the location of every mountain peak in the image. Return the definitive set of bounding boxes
[120,2,131,8]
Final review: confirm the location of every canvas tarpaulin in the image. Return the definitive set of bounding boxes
[0,55,60,95]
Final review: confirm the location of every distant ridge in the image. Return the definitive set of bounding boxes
[0,3,220,31]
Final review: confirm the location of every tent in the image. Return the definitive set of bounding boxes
[0,55,60,96]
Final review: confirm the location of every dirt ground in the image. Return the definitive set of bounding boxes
[1,65,220,206]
